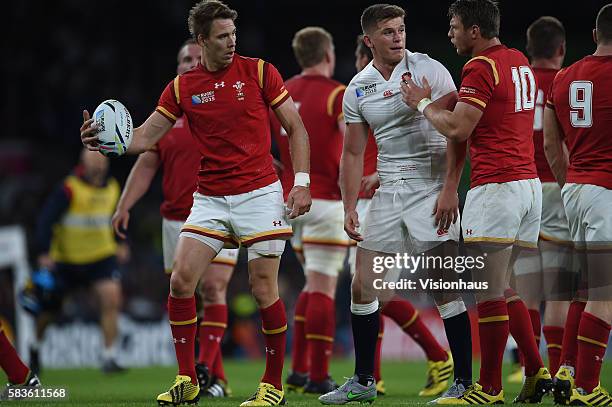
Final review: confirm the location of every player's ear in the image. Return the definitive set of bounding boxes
[593,28,598,45]
[363,35,373,49]
[557,41,566,58]
[197,33,207,48]
[470,25,479,39]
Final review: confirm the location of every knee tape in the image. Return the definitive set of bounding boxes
[247,239,286,261]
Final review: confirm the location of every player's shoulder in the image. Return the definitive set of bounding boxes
[236,54,281,75]
[408,50,436,65]
[551,58,585,86]
[562,55,611,78]
[179,64,202,81]
[322,77,346,96]
[235,54,262,67]
[347,63,377,89]
[408,50,449,74]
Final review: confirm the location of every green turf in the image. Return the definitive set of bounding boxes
[6,359,612,406]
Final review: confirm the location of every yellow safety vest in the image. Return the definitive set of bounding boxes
[50,175,119,264]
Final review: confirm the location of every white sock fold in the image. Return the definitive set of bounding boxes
[350,299,379,315]
[437,299,467,319]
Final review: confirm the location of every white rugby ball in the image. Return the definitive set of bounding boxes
[92,99,133,157]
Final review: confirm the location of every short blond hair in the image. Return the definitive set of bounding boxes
[292,27,333,69]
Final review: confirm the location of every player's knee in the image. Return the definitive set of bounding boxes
[200,278,227,303]
[170,268,195,297]
[248,272,277,305]
[247,240,285,261]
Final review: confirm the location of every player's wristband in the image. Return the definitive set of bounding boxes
[294,172,310,188]
[417,98,433,113]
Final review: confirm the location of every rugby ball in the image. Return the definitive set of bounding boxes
[92,99,133,157]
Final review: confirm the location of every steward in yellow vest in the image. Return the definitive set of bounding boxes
[31,149,127,374]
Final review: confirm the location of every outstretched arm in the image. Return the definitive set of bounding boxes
[112,151,161,238]
[80,110,173,155]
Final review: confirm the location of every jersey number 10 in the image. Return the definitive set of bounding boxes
[511,66,536,112]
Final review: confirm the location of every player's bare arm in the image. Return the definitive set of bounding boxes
[543,106,569,187]
[80,110,173,154]
[426,91,464,230]
[340,122,369,241]
[112,151,161,239]
[400,76,482,142]
[273,97,312,219]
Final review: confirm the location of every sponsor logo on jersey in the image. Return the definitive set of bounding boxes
[214,81,225,89]
[459,86,478,95]
[356,83,377,98]
[384,90,394,98]
[191,91,215,105]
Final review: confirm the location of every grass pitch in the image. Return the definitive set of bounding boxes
[8,359,612,406]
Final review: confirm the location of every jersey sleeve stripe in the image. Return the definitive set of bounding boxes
[460,97,487,110]
[465,56,500,86]
[257,59,265,89]
[327,85,346,116]
[270,89,289,107]
[156,106,177,122]
[173,75,180,105]
[337,111,344,121]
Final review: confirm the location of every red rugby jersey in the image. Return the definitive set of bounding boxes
[458,44,537,188]
[270,74,345,200]
[547,55,612,189]
[156,54,289,196]
[153,116,199,221]
[359,130,378,199]
[532,68,559,183]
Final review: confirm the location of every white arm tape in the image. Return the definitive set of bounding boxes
[294,172,310,187]
[417,97,433,113]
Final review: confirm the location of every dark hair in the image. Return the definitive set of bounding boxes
[596,3,612,44]
[188,0,237,40]
[356,34,373,61]
[361,4,405,34]
[292,27,333,68]
[526,16,565,59]
[448,0,500,39]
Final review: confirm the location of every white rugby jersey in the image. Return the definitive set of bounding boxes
[343,50,456,184]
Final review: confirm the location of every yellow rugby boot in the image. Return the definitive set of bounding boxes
[156,375,199,406]
[240,382,286,406]
[419,351,454,397]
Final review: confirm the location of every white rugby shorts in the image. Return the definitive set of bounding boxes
[462,178,542,248]
[291,199,348,276]
[562,183,612,249]
[358,179,460,255]
[540,182,571,243]
[180,181,292,253]
[162,217,239,274]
